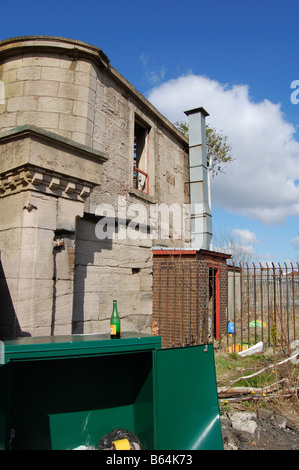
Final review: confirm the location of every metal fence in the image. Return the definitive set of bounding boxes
[226,262,299,353]
[153,260,213,348]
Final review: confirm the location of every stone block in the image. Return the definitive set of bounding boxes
[16,66,41,81]
[53,279,73,322]
[59,114,87,133]
[5,81,24,98]
[0,229,22,280]
[41,66,75,83]
[16,111,59,129]
[57,82,77,100]
[57,198,84,231]
[7,96,38,112]
[15,278,54,332]
[71,132,87,145]
[74,71,91,88]
[0,192,30,230]
[22,193,57,230]
[18,227,54,280]
[38,96,73,114]
[0,68,17,83]
[140,269,153,291]
[73,292,101,322]
[0,57,22,71]
[73,100,89,118]
[58,82,90,102]
[22,56,59,68]
[24,80,59,97]
[0,111,17,128]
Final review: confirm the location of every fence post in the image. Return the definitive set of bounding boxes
[259,262,264,344]
[266,262,271,346]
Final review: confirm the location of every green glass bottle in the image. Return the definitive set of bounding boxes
[110,300,121,339]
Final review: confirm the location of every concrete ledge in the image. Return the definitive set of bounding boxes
[0,125,108,194]
[0,35,110,69]
[0,124,108,163]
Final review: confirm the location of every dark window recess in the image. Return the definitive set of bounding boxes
[134,120,150,194]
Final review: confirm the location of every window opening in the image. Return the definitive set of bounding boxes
[134,119,150,194]
[209,266,220,340]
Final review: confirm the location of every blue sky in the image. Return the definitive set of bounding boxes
[1,0,299,264]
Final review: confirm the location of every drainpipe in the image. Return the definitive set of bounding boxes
[184,107,212,250]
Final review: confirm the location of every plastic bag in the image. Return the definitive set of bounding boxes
[238,341,263,357]
[97,428,143,450]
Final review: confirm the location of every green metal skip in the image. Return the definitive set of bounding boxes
[0,333,223,450]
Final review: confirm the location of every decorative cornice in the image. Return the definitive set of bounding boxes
[0,125,108,196]
[0,164,93,200]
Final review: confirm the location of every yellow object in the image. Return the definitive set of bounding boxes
[112,438,131,450]
[226,344,249,353]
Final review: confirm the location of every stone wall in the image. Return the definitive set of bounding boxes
[0,36,190,338]
[0,126,107,338]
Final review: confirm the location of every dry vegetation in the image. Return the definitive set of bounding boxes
[215,347,299,429]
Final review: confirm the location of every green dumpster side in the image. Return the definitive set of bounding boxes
[0,333,222,450]
[155,344,223,450]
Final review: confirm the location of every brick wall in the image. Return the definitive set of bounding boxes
[153,250,230,348]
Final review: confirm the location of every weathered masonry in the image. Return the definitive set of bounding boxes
[0,36,192,339]
[0,36,230,342]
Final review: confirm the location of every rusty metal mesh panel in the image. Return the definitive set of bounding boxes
[153,259,212,348]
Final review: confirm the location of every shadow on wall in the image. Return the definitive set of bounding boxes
[0,256,31,340]
[72,214,113,334]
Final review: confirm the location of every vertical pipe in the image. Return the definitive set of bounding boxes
[296,263,299,343]
[184,107,212,250]
[246,263,250,346]
[259,262,264,344]
[291,262,295,344]
[226,266,229,350]
[267,263,271,346]
[240,263,243,348]
[266,263,271,346]
[278,262,283,349]
[233,263,236,349]
[272,263,277,348]
[285,262,290,347]
[253,263,257,344]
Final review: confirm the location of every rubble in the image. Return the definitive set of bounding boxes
[221,409,299,450]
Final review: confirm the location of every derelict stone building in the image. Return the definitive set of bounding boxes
[0,36,228,341]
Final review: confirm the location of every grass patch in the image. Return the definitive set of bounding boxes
[215,351,274,388]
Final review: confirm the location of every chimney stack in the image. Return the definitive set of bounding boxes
[184,107,212,250]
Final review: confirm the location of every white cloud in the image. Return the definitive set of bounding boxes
[140,53,167,85]
[140,52,149,67]
[231,228,261,246]
[144,66,167,85]
[147,74,299,225]
[213,227,262,263]
[291,235,299,249]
